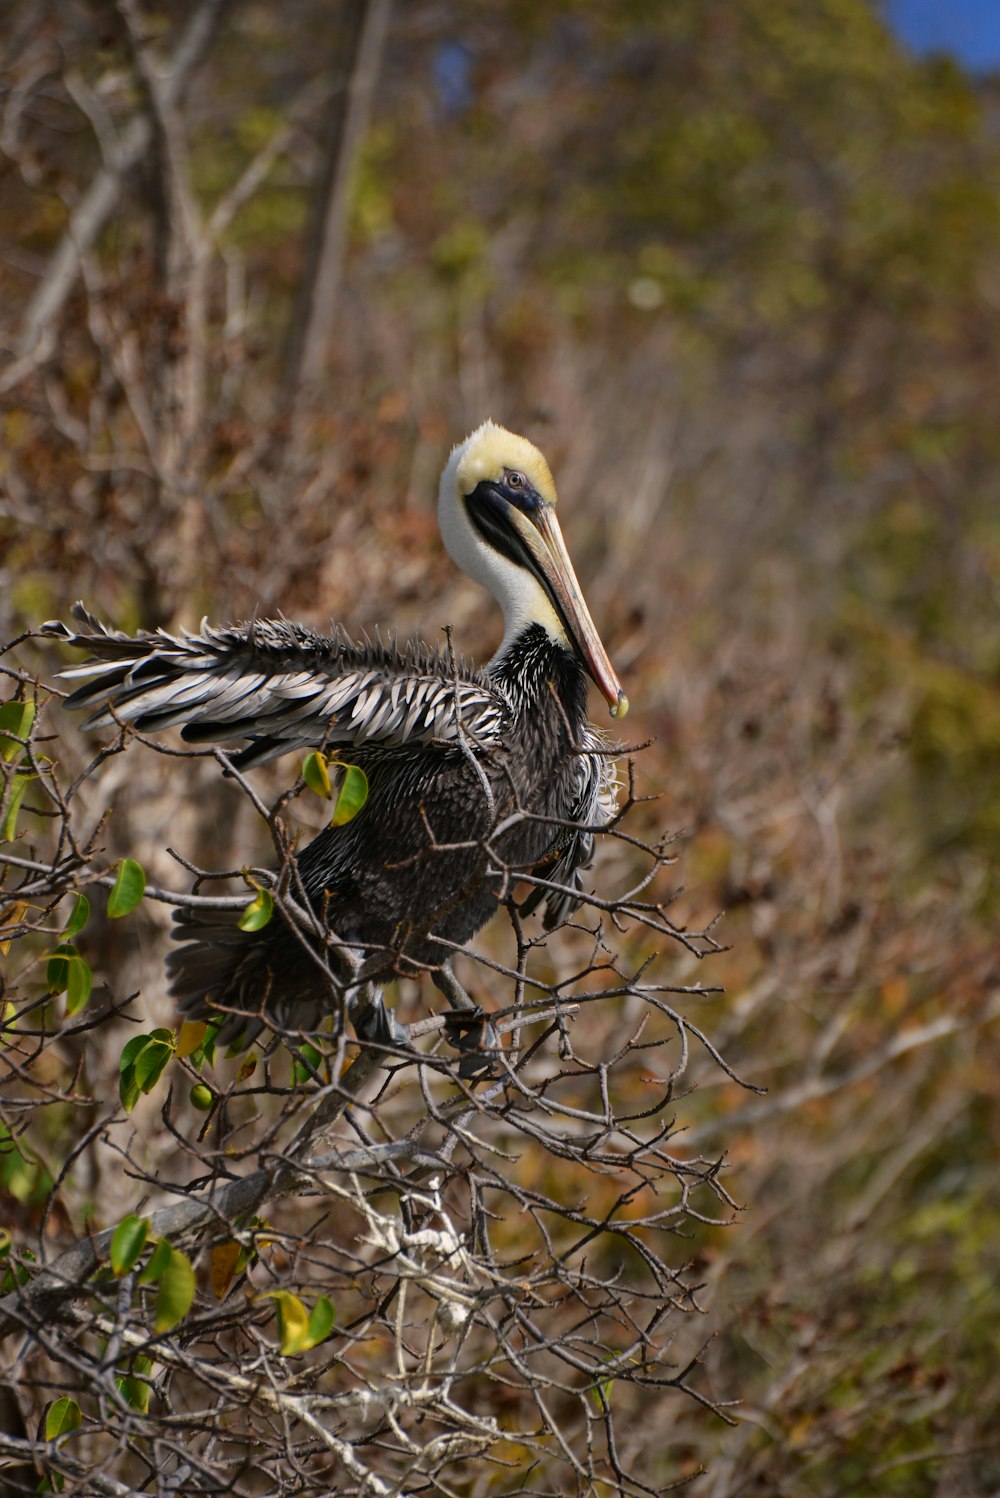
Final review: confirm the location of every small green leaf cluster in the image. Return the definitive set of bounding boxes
[119,1030,175,1113]
[109,1214,196,1334]
[117,1015,223,1114]
[38,867,147,1026]
[44,893,92,1015]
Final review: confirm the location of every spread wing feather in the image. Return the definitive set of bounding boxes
[43,604,510,768]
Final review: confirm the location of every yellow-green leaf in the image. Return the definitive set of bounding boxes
[302,749,332,798]
[153,1245,196,1333]
[0,700,34,762]
[176,1020,206,1059]
[261,1288,311,1354]
[238,887,273,931]
[110,1215,149,1276]
[44,1396,81,1441]
[107,858,145,917]
[330,762,368,827]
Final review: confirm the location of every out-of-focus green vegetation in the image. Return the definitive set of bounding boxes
[1,0,998,1492]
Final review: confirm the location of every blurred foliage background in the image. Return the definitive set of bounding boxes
[1,1,998,1492]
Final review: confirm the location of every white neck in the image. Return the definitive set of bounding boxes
[437,443,567,664]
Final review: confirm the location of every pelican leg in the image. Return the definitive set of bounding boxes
[348,985,411,1050]
[433,964,500,1076]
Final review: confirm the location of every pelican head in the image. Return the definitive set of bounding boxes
[438,421,628,718]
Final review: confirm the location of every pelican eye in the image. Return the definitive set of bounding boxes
[502,468,544,513]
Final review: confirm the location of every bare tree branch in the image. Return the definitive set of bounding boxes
[10,0,229,370]
[282,0,393,407]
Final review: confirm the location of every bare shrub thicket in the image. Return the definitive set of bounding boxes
[0,662,749,1495]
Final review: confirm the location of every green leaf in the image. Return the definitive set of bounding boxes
[44,1396,81,1441]
[238,887,273,931]
[47,943,78,994]
[193,1016,222,1070]
[302,749,332,798]
[330,762,368,827]
[64,954,92,1016]
[0,700,34,763]
[132,1034,174,1094]
[153,1245,196,1333]
[0,770,32,841]
[107,858,146,918]
[115,1353,153,1413]
[291,1041,323,1086]
[48,942,92,1013]
[305,1294,336,1349]
[119,1033,153,1072]
[119,1068,141,1116]
[62,893,90,939]
[137,1237,172,1286]
[110,1215,149,1276]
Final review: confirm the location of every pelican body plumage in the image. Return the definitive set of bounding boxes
[45,422,627,1051]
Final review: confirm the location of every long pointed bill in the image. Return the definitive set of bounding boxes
[510,504,629,719]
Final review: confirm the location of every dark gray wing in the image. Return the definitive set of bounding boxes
[43,605,509,768]
[522,726,620,929]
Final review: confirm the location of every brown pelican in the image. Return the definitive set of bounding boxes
[45,422,627,1062]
